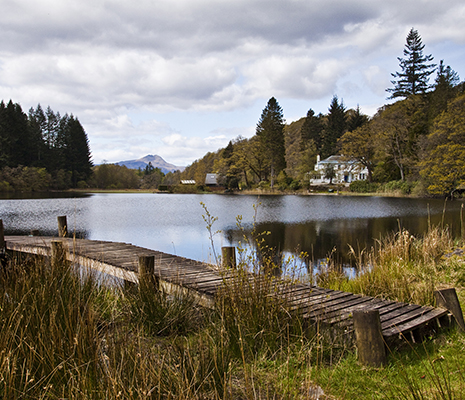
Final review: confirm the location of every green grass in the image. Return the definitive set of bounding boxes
[1,223,465,399]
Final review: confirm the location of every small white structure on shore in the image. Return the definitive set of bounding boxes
[310,155,368,185]
[205,173,218,186]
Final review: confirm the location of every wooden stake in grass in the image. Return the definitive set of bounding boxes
[57,215,68,238]
[0,219,5,252]
[435,288,465,332]
[222,246,236,269]
[138,255,159,291]
[51,240,67,267]
[0,219,6,267]
[353,309,387,367]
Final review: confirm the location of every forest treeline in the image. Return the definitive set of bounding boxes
[180,29,465,197]
[1,29,464,197]
[0,101,93,191]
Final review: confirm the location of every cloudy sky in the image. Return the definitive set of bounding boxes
[1,0,464,167]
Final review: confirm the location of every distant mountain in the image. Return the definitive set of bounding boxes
[116,155,185,174]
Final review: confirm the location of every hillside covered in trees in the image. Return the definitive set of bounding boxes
[1,29,464,197]
[0,101,93,191]
[180,29,465,197]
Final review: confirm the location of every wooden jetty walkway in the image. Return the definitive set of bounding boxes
[3,234,459,351]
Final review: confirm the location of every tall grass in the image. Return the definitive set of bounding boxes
[317,224,460,306]
[0,253,102,398]
[1,217,463,398]
[0,247,325,399]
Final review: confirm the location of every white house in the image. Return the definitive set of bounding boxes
[310,155,368,185]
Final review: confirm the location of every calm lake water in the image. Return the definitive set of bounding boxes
[1,192,464,274]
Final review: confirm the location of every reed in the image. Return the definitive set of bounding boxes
[318,224,459,306]
[2,219,463,398]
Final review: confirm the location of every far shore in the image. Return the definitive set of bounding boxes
[65,187,441,199]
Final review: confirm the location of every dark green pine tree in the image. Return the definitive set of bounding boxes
[321,95,346,159]
[346,105,369,133]
[428,60,461,121]
[256,97,286,187]
[0,100,36,168]
[300,108,324,153]
[28,104,47,168]
[435,60,460,92]
[387,28,436,99]
[62,115,93,187]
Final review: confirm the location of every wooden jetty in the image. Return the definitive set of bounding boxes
[3,234,458,349]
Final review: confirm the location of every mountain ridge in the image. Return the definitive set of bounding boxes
[116,154,185,174]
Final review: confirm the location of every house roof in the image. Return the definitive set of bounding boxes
[317,155,358,166]
[205,173,218,185]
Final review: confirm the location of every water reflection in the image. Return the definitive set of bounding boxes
[1,193,463,274]
[224,203,464,271]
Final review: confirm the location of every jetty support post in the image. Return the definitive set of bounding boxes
[57,216,68,238]
[138,255,159,291]
[0,219,5,253]
[0,219,6,266]
[435,288,465,332]
[51,240,67,268]
[222,246,236,269]
[353,309,387,367]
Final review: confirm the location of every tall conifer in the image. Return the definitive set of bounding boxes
[387,28,436,99]
[256,97,286,187]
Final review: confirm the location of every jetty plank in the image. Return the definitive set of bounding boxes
[4,235,450,343]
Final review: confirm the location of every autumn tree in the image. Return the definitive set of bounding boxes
[420,93,465,196]
[371,103,412,181]
[338,123,376,182]
[387,28,436,99]
[92,163,140,189]
[230,136,253,187]
[300,108,324,153]
[256,97,286,187]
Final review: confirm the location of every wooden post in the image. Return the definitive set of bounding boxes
[57,216,67,238]
[222,246,236,269]
[0,219,6,267]
[51,240,66,267]
[435,288,465,332]
[0,219,5,252]
[138,255,158,290]
[353,309,387,367]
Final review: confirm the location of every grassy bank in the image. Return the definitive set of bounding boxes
[1,225,464,399]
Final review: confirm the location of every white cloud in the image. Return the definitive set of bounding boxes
[1,0,464,166]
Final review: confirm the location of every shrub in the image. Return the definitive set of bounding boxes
[349,180,378,193]
[289,179,302,191]
[383,180,416,195]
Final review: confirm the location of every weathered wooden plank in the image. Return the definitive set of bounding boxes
[381,306,436,330]
[322,298,388,325]
[382,308,449,338]
[307,296,377,320]
[289,291,355,310]
[379,304,422,325]
[5,235,452,345]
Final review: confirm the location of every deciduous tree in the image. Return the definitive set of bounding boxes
[420,93,465,196]
[338,123,376,182]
